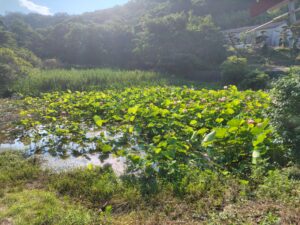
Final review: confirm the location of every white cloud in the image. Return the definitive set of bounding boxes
[19,0,52,15]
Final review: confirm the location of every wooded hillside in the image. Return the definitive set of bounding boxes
[0,0,262,74]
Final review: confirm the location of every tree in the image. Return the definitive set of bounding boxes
[134,12,225,76]
[0,48,40,96]
[8,19,43,54]
[0,19,17,48]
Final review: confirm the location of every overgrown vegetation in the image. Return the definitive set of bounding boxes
[18,86,288,182]
[0,47,40,96]
[2,81,295,223]
[270,68,300,162]
[0,98,22,142]
[0,151,299,224]
[11,69,212,96]
[221,56,270,90]
[1,1,300,224]
[0,0,229,77]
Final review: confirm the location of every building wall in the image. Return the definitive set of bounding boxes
[224,23,293,48]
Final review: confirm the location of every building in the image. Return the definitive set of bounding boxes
[223,21,293,49]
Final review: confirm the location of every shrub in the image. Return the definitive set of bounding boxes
[0,48,31,95]
[221,56,248,85]
[241,70,270,90]
[0,47,40,96]
[13,48,41,67]
[269,71,300,162]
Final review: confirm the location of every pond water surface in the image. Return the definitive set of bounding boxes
[0,138,126,175]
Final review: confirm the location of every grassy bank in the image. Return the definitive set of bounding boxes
[0,151,299,224]
[11,69,218,97]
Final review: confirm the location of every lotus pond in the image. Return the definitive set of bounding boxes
[15,85,286,180]
[1,86,300,224]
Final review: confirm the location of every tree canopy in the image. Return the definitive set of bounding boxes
[1,0,280,76]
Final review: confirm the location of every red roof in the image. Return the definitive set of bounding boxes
[250,0,289,17]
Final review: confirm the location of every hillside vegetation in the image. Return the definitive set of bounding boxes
[1,0,300,224]
[1,0,269,76]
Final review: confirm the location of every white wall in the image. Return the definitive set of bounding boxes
[224,23,294,48]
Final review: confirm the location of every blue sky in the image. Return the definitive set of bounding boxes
[0,0,129,15]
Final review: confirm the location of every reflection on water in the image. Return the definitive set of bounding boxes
[38,153,126,175]
[0,140,28,151]
[0,138,126,175]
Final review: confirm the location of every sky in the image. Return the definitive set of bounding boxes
[0,0,129,16]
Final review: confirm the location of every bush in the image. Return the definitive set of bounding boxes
[241,70,270,90]
[0,47,40,96]
[270,71,300,162]
[221,56,248,85]
[0,48,31,95]
[13,48,41,67]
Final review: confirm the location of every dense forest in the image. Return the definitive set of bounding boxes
[0,0,267,74]
[1,0,295,78]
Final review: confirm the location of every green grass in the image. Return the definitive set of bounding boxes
[0,190,96,225]
[0,151,299,224]
[49,166,121,207]
[0,151,41,190]
[256,169,300,203]
[11,68,217,96]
